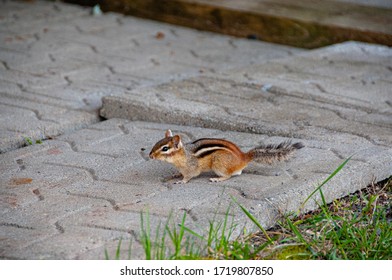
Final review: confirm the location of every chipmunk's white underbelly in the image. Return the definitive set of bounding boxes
[213,168,243,177]
[232,169,243,176]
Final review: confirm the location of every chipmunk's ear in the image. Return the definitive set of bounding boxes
[165,129,173,138]
[172,135,183,149]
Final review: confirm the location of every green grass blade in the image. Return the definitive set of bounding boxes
[232,198,272,243]
[179,212,187,244]
[300,156,352,211]
[286,218,307,245]
[154,221,165,260]
[24,137,33,145]
[140,211,152,260]
[115,238,122,260]
[180,225,205,241]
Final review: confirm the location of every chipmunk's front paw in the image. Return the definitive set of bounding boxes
[174,180,187,184]
[163,173,182,182]
[174,177,191,184]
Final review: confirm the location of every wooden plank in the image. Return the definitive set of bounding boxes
[66,0,392,48]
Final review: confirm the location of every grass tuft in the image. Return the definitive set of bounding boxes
[24,136,43,146]
[254,177,392,260]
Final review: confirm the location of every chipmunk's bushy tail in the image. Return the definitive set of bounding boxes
[246,141,304,164]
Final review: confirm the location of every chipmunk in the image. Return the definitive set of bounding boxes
[149,130,304,184]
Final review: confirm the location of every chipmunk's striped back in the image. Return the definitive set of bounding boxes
[190,138,245,159]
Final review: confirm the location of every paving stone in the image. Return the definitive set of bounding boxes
[0,68,69,90]
[0,0,302,153]
[0,0,90,33]
[2,225,128,260]
[0,225,58,259]
[101,42,392,147]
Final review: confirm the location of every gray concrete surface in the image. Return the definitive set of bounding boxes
[1,119,390,259]
[0,0,301,153]
[0,0,391,260]
[101,41,392,147]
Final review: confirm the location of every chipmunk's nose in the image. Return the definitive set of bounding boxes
[149,152,154,159]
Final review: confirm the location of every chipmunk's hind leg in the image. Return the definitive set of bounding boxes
[209,168,245,182]
[209,151,246,182]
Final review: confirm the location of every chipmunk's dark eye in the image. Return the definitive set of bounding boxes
[161,146,169,152]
